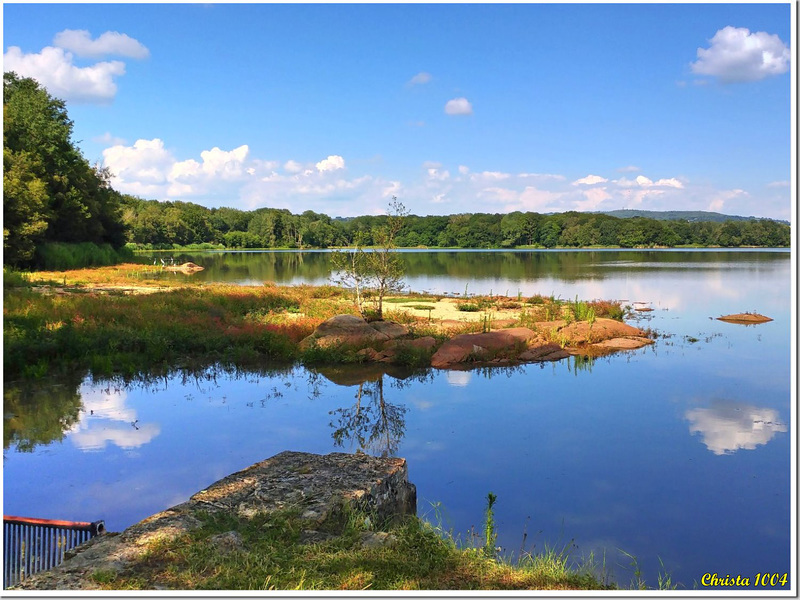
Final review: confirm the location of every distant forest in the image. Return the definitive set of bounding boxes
[120,196,791,250]
[3,72,791,272]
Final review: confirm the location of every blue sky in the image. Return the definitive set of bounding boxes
[3,2,794,220]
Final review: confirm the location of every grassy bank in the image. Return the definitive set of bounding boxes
[88,507,612,591]
[3,265,629,381]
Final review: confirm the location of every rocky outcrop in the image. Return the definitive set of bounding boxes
[299,315,409,350]
[14,451,416,591]
[429,319,653,368]
[717,313,772,325]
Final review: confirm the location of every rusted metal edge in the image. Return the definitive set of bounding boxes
[3,516,105,535]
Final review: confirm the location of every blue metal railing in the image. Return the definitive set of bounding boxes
[3,515,105,589]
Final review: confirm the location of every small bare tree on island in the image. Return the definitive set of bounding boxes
[330,197,408,320]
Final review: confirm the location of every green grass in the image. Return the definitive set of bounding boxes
[3,284,343,381]
[88,507,611,591]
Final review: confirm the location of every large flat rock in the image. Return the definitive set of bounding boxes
[299,314,409,349]
[14,451,416,591]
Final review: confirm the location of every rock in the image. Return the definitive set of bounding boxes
[14,451,416,590]
[717,313,772,325]
[299,315,408,350]
[557,318,648,345]
[589,337,654,350]
[518,343,570,362]
[430,328,539,368]
[368,321,409,340]
[164,262,204,273]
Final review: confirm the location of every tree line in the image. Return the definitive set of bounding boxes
[121,195,790,250]
[3,72,790,271]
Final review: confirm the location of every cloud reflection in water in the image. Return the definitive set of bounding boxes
[68,385,160,451]
[685,400,786,455]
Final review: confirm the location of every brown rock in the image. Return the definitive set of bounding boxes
[300,315,408,349]
[430,327,538,368]
[558,318,648,345]
[518,343,570,362]
[590,336,654,350]
[717,313,773,325]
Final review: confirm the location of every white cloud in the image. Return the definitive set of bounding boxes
[284,160,304,173]
[53,29,149,59]
[615,175,684,189]
[427,168,450,181]
[617,165,640,173]
[458,165,470,175]
[767,180,789,188]
[572,174,608,186]
[3,45,125,103]
[200,145,249,178]
[315,155,345,172]
[691,26,790,83]
[445,97,473,116]
[408,71,432,85]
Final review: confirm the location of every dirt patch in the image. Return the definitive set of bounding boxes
[717,313,772,325]
[386,298,522,323]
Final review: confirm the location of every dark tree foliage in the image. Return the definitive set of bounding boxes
[3,73,127,267]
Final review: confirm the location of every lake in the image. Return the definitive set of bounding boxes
[3,249,792,590]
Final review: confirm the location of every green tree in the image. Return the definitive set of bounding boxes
[330,198,408,320]
[3,72,126,266]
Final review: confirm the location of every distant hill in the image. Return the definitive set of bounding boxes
[597,209,789,225]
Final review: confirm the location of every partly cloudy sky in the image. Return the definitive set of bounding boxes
[3,3,792,220]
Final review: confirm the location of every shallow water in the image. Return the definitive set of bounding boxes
[4,249,792,590]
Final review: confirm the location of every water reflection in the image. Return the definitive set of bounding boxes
[685,400,787,455]
[67,385,160,451]
[3,376,83,452]
[311,365,429,457]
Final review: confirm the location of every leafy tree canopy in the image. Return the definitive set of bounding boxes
[3,72,126,267]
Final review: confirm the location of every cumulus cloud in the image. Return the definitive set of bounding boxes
[445,97,473,116]
[615,175,683,189]
[3,29,148,103]
[408,71,432,85]
[686,401,786,455]
[53,29,149,59]
[3,46,125,103]
[315,155,345,172]
[103,139,253,198]
[572,174,608,186]
[691,26,790,83]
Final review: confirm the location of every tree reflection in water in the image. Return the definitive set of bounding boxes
[317,365,430,458]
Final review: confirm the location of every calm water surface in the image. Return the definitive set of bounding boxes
[4,250,792,589]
